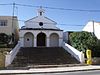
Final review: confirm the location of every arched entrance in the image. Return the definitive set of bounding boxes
[24,32,34,47]
[37,33,46,47]
[50,33,59,47]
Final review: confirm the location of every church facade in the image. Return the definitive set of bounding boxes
[19,7,63,47]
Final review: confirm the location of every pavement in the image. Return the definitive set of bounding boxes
[0,65,100,74]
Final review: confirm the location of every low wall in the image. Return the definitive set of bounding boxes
[62,42,85,63]
[5,41,21,67]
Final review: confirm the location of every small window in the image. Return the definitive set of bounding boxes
[0,20,7,26]
[40,12,42,16]
[27,38,29,41]
[39,22,43,26]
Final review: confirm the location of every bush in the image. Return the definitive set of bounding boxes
[69,31,100,57]
[0,33,11,44]
[0,33,12,48]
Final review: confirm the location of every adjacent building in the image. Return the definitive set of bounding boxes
[0,16,19,42]
[83,21,100,40]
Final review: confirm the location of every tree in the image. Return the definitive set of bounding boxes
[0,33,11,46]
[69,31,97,52]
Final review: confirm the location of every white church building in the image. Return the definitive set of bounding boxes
[19,7,63,47]
[5,7,85,67]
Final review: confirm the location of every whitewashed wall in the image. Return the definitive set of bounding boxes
[25,16,59,29]
[62,42,85,63]
[83,21,100,39]
[5,41,21,67]
[19,30,63,47]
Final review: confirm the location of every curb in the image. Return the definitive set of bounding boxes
[0,66,100,74]
[6,64,88,69]
[0,69,100,74]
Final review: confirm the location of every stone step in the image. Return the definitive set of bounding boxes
[9,47,79,67]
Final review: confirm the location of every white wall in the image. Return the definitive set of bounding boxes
[62,42,85,63]
[83,21,100,39]
[5,41,21,67]
[19,30,63,47]
[25,16,59,29]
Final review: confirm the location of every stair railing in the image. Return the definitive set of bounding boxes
[62,42,85,63]
[5,41,21,67]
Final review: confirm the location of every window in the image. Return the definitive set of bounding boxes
[0,20,7,26]
[39,22,43,26]
[27,38,29,41]
[40,12,42,16]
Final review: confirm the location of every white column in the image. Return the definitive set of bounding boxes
[20,37,24,47]
[80,51,85,63]
[34,37,37,47]
[59,37,63,47]
[47,37,50,47]
[5,52,11,67]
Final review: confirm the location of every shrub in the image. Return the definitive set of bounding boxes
[69,31,100,57]
[0,33,11,48]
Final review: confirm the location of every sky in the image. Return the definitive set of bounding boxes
[0,0,100,31]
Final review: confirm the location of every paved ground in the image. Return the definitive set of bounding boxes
[13,70,100,75]
[0,65,100,74]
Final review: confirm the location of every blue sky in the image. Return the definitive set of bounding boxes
[0,0,100,31]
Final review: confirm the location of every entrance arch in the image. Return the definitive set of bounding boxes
[50,33,59,47]
[37,33,46,47]
[24,32,34,47]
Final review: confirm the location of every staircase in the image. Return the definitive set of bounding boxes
[9,47,79,67]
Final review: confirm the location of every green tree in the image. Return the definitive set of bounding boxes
[0,33,11,46]
[69,31,97,52]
